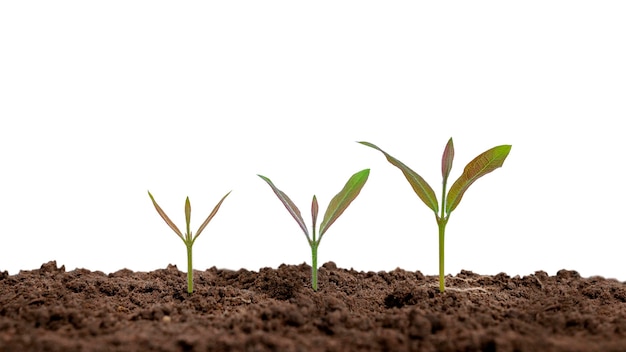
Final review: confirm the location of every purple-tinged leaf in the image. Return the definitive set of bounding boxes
[311,195,319,233]
[148,191,184,241]
[446,145,511,214]
[194,191,231,242]
[441,138,454,183]
[358,141,439,214]
[258,175,310,239]
[319,169,369,237]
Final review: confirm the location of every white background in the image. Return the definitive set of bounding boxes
[1,2,625,280]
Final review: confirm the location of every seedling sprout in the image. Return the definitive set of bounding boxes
[359,139,511,292]
[258,169,370,291]
[148,191,231,294]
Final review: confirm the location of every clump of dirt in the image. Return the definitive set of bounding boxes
[1,260,626,351]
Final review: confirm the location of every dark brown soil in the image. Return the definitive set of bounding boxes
[1,261,626,352]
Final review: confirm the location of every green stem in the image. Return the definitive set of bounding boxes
[311,241,319,291]
[186,242,193,294]
[438,218,446,293]
[439,176,448,293]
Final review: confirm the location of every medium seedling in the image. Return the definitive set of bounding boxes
[359,139,511,292]
[258,169,370,291]
[148,191,231,294]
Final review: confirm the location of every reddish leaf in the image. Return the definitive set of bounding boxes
[441,138,454,183]
[311,195,319,234]
[359,141,438,213]
[194,191,231,242]
[148,191,184,241]
[258,175,310,239]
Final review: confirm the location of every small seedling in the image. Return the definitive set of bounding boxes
[359,139,511,292]
[148,191,231,294]
[258,169,370,291]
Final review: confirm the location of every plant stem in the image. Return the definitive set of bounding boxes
[437,219,446,293]
[186,242,193,294]
[311,241,319,291]
[439,178,448,293]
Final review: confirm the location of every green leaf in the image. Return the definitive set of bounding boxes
[319,169,370,237]
[358,141,439,213]
[148,191,184,241]
[194,191,231,242]
[258,175,310,239]
[446,144,512,214]
[185,197,191,239]
[441,138,454,183]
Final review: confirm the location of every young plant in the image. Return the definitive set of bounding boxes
[258,169,370,291]
[148,191,231,294]
[359,139,511,292]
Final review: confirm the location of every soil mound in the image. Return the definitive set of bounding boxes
[1,261,626,351]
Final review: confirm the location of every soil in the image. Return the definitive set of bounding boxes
[1,261,626,352]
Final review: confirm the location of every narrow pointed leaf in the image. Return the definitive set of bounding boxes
[311,195,319,232]
[319,169,370,237]
[358,141,438,213]
[446,145,512,214]
[258,175,310,238]
[194,191,231,241]
[148,191,184,240]
[185,197,191,238]
[441,138,454,183]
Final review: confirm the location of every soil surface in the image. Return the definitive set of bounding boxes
[1,261,626,352]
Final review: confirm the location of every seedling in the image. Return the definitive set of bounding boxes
[148,191,231,294]
[359,139,511,292]
[258,169,370,291]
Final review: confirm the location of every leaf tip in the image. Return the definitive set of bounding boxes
[357,141,377,149]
